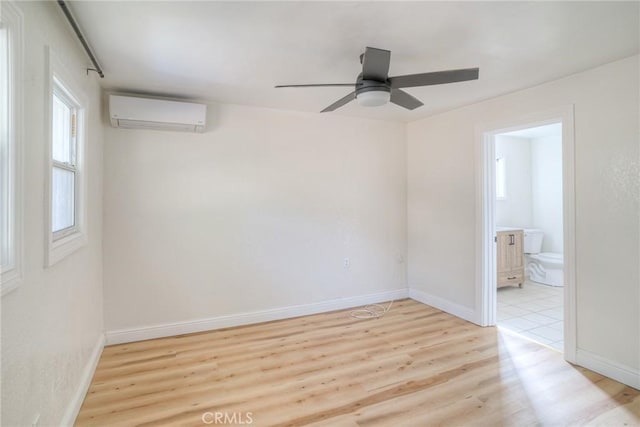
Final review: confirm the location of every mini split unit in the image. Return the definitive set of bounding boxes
[109,95,207,133]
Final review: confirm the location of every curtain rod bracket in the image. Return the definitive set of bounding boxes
[58,1,105,79]
[86,68,104,78]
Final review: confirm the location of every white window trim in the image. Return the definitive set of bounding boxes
[45,47,88,267]
[495,156,506,201]
[1,1,23,296]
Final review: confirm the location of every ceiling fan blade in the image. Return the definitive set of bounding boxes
[389,68,479,89]
[390,89,423,110]
[321,91,356,112]
[275,83,354,88]
[361,47,391,81]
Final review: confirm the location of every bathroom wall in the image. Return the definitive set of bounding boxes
[531,134,563,253]
[495,135,533,228]
[495,130,563,254]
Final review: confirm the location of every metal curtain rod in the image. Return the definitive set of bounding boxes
[57,0,104,78]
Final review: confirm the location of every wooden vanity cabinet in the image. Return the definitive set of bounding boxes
[497,230,524,288]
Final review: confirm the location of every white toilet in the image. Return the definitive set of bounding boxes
[523,229,564,287]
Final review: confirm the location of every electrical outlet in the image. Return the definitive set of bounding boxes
[343,258,350,268]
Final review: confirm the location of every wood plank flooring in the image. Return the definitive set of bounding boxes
[76,299,640,426]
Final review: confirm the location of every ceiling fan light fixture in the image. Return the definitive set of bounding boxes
[357,89,391,107]
[275,47,479,112]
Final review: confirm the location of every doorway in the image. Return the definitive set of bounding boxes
[475,106,576,363]
[494,124,564,350]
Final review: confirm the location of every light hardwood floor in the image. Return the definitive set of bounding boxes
[76,299,640,426]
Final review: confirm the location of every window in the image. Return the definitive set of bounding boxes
[496,157,506,200]
[45,49,87,266]
[1,2,23,295]
[51,84,78,238]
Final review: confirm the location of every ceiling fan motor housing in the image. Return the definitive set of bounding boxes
[355,75,391,107]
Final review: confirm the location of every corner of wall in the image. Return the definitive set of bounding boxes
[60,334,105,427]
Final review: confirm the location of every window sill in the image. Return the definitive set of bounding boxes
[46,230,87,267]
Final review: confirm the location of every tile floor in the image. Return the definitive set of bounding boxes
[497,280,564,351]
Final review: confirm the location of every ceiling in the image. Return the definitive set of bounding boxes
[68,1,639,122]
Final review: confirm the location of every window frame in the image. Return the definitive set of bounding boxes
[51,83,79,240]
[1,1,23,296]
[45,47,88,267]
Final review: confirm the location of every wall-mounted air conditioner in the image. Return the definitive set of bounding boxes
[109,95,207,133]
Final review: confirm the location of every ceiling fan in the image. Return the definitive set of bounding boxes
[275,47,479,112]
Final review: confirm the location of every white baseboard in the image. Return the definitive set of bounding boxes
[60,333,105,426]
[409,287,478,325]
[576,349,640,390]
[105,288,409,345]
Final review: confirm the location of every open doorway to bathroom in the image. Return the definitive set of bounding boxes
[494,123,564,351]
[476,106,576,363]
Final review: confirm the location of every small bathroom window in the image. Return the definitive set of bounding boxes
[496,157,506,200]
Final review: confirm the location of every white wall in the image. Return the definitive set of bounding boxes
[1,2,104,426]
[408,56,639,372]
[495,132,563,253]
[495,135,533,229]
[103,105,407,331]
[531,134,563,253]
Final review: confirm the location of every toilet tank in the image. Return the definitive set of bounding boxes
[523,229,544,254]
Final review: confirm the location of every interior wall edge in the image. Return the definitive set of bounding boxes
[59,333,105,427]
[105,288,409,345]
[576,349,640,390]
[408,287,477,324]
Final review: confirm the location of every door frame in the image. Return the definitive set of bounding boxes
[474,105,576,363]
